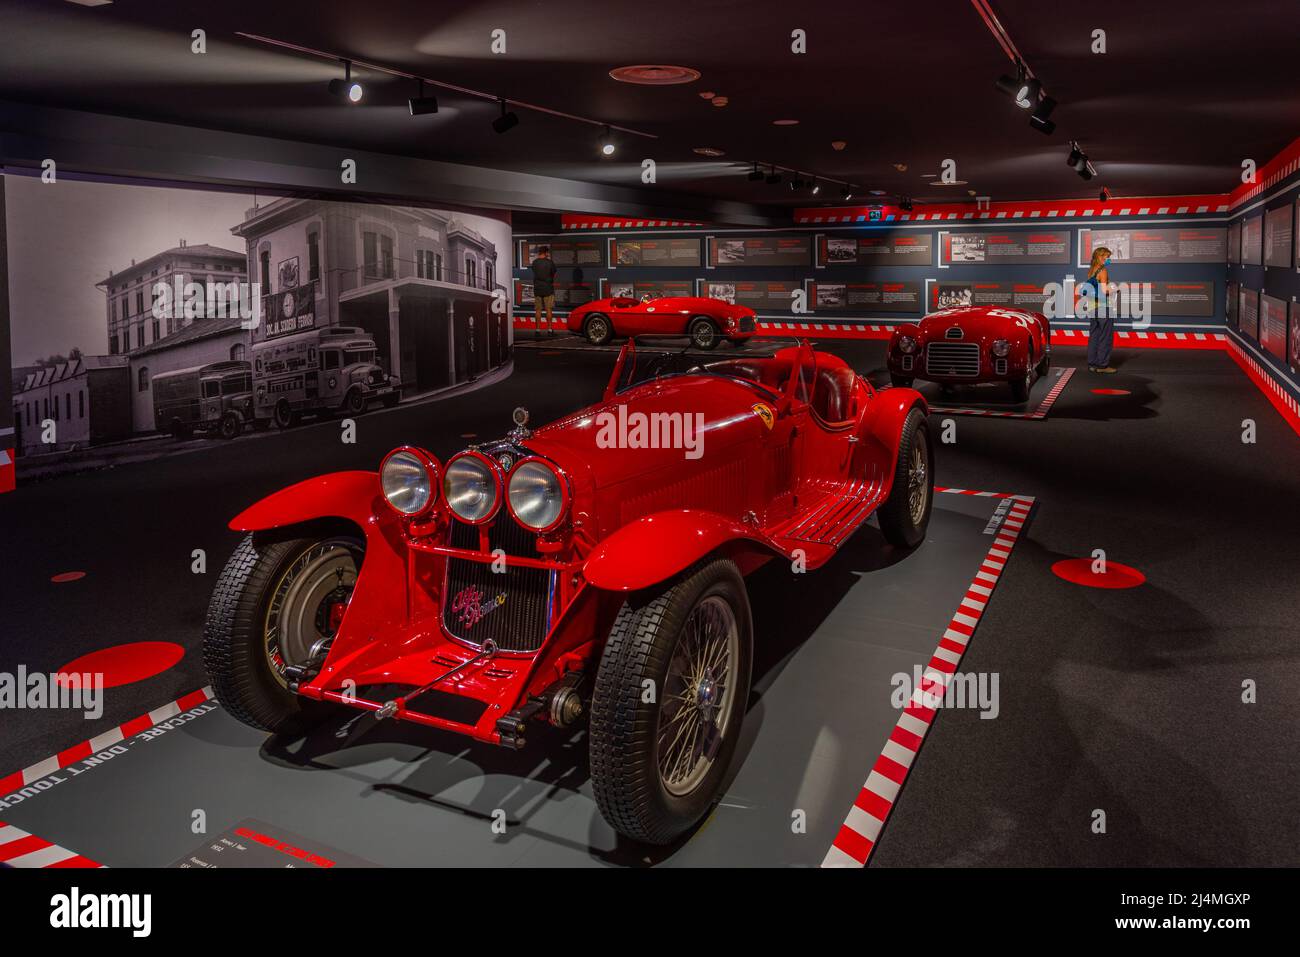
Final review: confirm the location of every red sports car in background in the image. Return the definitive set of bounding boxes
[567,295,757,349]
[203,338,932,845]
[887,305,1051,402]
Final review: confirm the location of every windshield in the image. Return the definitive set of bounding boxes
[614,337,806,398]
[344,348,376,366]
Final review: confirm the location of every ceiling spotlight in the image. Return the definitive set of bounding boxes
[747,162,764,182]
[831,140,847,151]
[1099,187,1111,202]
[766,166,782,185]
[1067,141,1085,170]
[1015,77,1042,109]
[1029,95,1056,135]
[598,126,617,156]
[408,79,438,116]
[995,73,1021,97]
[788,178,805,191]
[1078,160,1097,181]
[492,99,519,134]
[840,185,854,200]
[810,180,821,196]
[327,61,363,103]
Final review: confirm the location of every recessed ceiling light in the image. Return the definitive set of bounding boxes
[893,163,908,172]
[711,96,729,107]
[831,140,847,151]
[772,119,799,126]
[934,180,969,186]
[609,65,701,85]
[65,0,113,6]
[920,173,936,178]
[698,91,716,99]
[693,147,726,157]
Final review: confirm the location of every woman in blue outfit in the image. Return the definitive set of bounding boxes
[1083,246,1117,373]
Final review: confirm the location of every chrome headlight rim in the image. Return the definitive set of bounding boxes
[379,446,439,517]
[505,456,571,534]
[991,338,1011,358]
[897,335,919,355]
[443,450,503,525]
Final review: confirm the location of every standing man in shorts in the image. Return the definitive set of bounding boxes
[530,245,557,335]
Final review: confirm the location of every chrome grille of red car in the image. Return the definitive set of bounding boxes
[926,342,981,378]
[443,517,553,654]
[739,315,755,333]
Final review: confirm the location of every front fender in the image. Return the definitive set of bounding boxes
[583,509,786,592]
[859,388,928,494]
[229,470,382,533]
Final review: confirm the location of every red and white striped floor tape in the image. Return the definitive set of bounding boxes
[0,686,214,796]
[822,493,1035,867]
[927,367,1076,420]
[0,820,103,868]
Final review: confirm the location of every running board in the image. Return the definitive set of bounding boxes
[770,477,886,562]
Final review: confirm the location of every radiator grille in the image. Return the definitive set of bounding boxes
[443,516,551,652]
[926,342,981,378]
[738,315,756,333]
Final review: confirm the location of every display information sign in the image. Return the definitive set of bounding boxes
[519,238,605,268]
[1240,216,1263,265]
[515,280,594,307]
[1226,281,1239,330]
[1227,220,1241,264]
[942,229,1070,265]
[1080,227,1228,265]
[701,279,799,311]
[172,819,376,868]
[1260,293,1289,361]
[821,232,933,266]
[1147,281,1215,317]
[612,237,702,267]
[709,235,811,267]
[811,280,921,312]
[1238,287,1260,339]
[604,278,694,300]
[1263,204,1294,268]
[928,280,1052,313]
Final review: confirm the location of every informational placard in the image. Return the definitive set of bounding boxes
[1290,301,1300,371]
[1226,281,1239,329]
[821,232,933,266]
[1259,294,1288,361]
[709,235,811,267]
[172,819,376,868]
[1146,281,1215,317]
[708,279,800,312]
[611,237,702,267]
[1263,204,1294,268]
[1238,287,1260,340]
[928,281,1051,313]
[515,280,594,307]
[519,238,605,268]
[810,280,921,312]
[1227,220,1241,265]
[1240,216,1263,265]
[1080,227,1228,265]
[605,278,694,300]
[942,229,1070,265]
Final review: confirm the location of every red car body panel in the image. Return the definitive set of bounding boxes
[886,305,1050,384]
[567,295,757,340]
[230,340,925,746]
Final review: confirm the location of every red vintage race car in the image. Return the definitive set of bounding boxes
[203,338,932,845]
[886,305,1051,402]
[567,295,757,349]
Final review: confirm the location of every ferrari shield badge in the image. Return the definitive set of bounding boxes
[751,403,775,430]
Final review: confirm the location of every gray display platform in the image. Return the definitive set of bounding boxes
[912,366,1075,419]
[0,492,1026,868]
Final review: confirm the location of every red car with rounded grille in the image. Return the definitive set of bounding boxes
[203,338,932,845]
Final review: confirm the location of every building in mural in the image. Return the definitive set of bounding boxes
[10,355,132,455]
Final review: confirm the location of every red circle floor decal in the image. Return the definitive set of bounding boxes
[50,571,86,583]
[55,641,185,689]
[1091,388,1131,395]
[1051,558,1146,589]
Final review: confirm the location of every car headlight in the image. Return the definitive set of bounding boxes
[991,339,1011,357]
[507,458,568,532]
[898,335,918,355]
[380,447,438,516]
[444,452,501,524]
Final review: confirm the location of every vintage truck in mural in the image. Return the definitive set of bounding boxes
[152,360,256,440]
[251,325,401,429]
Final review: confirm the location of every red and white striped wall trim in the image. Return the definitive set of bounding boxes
[927,367,1075,420]
[795,194,1230,224]
[822,492,1035,867]
[0,820,104,868]
[560,214,706,230]
[1051,329,1228,351]
[0,686,214,796]
[1224,338,1300,438]
[1228,135,1300,210]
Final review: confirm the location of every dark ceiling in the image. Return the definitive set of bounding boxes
[2,0,1298,221]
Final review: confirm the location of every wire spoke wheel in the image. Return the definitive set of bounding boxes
[656,595,739,796]
[908,428,930,526]
[262,538,361,687]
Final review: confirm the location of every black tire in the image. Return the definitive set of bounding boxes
[218,412,241,441]
[273,399,300,430]
[203,530,363,733]
[877,407,933,549]
[1010,366,1032,403]
[889,374,914,389]
[689,317,719,350]
[584,313,613,346]
[590,558,753,845]
[343,388,366,416]
[1037,347,1051,378]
